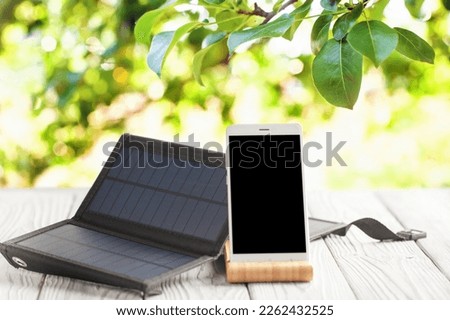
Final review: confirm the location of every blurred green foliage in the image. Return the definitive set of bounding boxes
[140,1,436,109]
[0,0,449,188]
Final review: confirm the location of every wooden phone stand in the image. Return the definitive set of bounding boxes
[224,240,313,283]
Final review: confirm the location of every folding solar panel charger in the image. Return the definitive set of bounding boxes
[0,134,229,295]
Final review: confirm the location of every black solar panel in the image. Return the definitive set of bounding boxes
[3,135,228,290]
[86,146,227,241]
[18,225,194,281]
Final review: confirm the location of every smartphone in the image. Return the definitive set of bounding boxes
[226,123,309,262]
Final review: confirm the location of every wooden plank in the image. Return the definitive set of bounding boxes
[308,191,450,299]
[377,189,450,280]
[146,259,250,300]
[248,238,356,299]
[38,276,142,300]
[8,189,449,299]
[67,188,88,216]
[0,189,79,240]
[0,189,79,299]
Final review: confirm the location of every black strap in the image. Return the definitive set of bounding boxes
[331,218,426,241]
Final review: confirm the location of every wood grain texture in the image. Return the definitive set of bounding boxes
[247,238,356,299]
[377,189,450,280]
[67,188,88,216]
[224,241,313,283]
[146,260,250,300]
[3,189,450,300]
[38,275,142,300]
[0,189,79,299]
[0,189,80,241]
[308,191,450,299]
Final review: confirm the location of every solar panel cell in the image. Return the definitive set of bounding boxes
[87,146,227,241]
[18,225,195,281]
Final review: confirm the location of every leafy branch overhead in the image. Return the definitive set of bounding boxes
[135,0,438,109]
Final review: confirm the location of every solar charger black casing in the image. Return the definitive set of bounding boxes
[0,134,228,294]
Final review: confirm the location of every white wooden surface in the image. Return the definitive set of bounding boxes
[0,189,79,299]
[377,190,450,280]
[307,191,450,299]
[0,188,449,299]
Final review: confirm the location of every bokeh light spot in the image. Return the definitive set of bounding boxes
[113,67,128,84]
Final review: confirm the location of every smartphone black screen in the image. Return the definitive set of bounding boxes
[229,134,306,254]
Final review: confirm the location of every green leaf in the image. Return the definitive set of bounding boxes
[202,31,226,48]
[366,0,390,20]
[204,0,225,4]
[147,32,174,77]
[273,0,285,12]
[394,27,435,64]
[147,22,200,77]
[134,8,166,45]
[283,0,312,41]
[134,1,183,44]
[148,0,167,10]
[311,11,333,55]
[332,2,363,40]
[404,0,425,19]
[290,0,313,15]
[444,0,450,10]
[216,10,247,33]
[320,0,340,11]
[347,20,398,67]
[193,39,228,85]
[312,39,362,109]
[227,14,294,53]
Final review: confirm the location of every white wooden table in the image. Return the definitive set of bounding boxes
[1,189,449,299]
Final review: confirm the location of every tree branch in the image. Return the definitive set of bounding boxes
[237,0,300,25]
[262,0,299,24]
[237,3,270,18]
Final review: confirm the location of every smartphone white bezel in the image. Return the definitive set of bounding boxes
[226,123,310,262]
